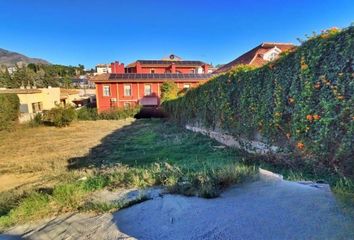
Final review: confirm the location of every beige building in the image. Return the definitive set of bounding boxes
[0,88,61,122]
[0,87,92,123]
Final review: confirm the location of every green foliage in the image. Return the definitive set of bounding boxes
[160,81,179,102]
[0,63,84,88]
[0,94,19,131]
[163,26,354,178]
[43,105,77,127]
[77,107,99,120]
[98,106,141,120]
[0,192,51,229]
[28,113,43,127]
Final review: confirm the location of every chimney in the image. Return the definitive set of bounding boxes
[202,64,209,73]
[111,61,125,73]
[136,61,142,73]
[171,63,176,73]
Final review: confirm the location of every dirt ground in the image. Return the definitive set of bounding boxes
[0,119,135,192]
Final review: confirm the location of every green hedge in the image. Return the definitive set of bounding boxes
[98,106,141,120]
[163,27,354,177]
[0,94,20,131]
[77,106,140,121]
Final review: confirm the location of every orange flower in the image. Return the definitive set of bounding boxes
[313,114,321,121]
[314,83,321,89]
[337,95,345,100]
[297,142,305,150]
[306,115,313,121]
[288,97,295,103]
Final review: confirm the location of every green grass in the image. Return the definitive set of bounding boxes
[1,118,353,231]
[0,119,257,231]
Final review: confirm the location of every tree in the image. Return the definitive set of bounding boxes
[160,81,179,102]
[0,68,12,88]
[62,77,72,89]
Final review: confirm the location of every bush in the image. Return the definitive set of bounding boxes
[77,107,99,120]
[0,94,19,131]
[98,106,140,120]
[163,26,354,178]
[43,106,77,127]
[160,81,178,102]
[28,113,43,127]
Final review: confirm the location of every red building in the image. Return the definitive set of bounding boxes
[92,54,212,112]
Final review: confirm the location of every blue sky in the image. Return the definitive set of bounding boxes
[0,0,353,69]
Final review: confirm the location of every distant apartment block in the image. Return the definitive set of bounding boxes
[95,64,112,75]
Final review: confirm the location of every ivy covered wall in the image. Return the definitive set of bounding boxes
[163,27,354,177]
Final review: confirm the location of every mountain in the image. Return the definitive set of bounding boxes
[0,48,50,67]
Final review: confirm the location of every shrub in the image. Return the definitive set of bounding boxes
[98,106,140,120]
[0,94,19,131]
[43,105,77,127]
[28,113,43,127]
[77,107,99,120]
[163,26,354,178]
[160,81,179,102]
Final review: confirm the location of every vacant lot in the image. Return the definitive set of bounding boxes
[0,119,135,192]
[0,119,256,230]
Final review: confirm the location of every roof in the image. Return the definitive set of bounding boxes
[60,89,80,98]
[96,64,110,68]
[126,60,208,68]
[214,42,295,74]
[0,89,41,94]
[91,73,213,83]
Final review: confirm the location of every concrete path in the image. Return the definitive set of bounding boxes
[2,172,353,240]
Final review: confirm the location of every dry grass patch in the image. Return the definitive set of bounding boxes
[0,119,135,192]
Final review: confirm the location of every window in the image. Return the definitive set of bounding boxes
[144,84,152,96]
[38,102,43,111]
[124,84,132,96]
[190,69,195,73]
[20,104,29,113]
[103,85,110,96]
[150,69,155,74]
[124,102,131,109]
[31,102,43,113]
[268,52,278,61]
[183,84,191,89]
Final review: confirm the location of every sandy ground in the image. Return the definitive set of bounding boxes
[0,174,39,193]
[2,173,354,240]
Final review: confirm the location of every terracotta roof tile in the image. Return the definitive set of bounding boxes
[214,42,295,73]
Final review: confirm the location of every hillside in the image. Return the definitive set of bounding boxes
[0,48,49,67]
